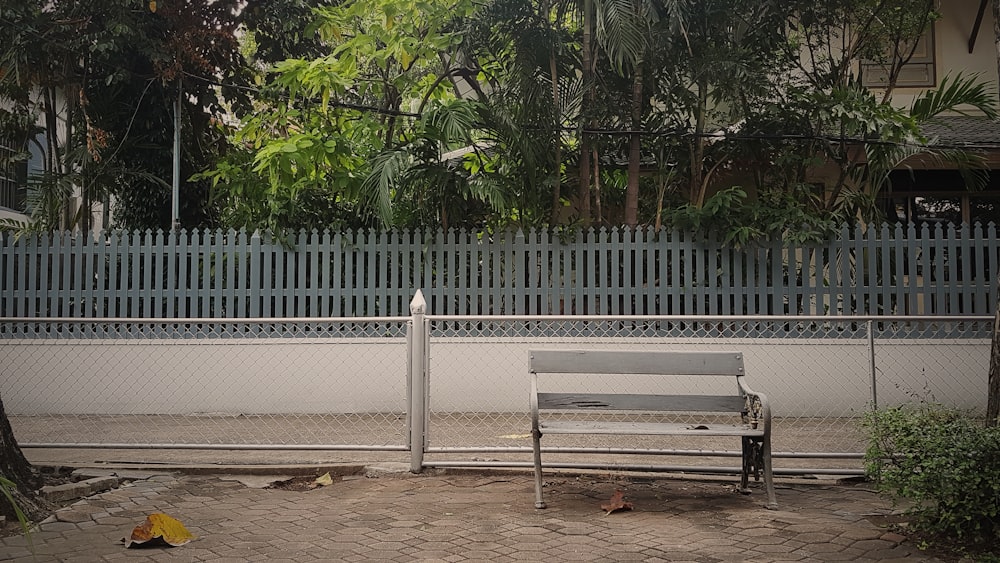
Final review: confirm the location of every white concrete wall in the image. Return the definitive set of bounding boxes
[1,337,987,418]
[1,339,410,415]
[428,338,988,417]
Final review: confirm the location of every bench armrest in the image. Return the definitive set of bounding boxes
[738,378,771,432]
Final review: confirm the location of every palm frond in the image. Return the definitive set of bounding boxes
[467,172,513,212]
[652,0,689,33]
[595,0,650,73]
[557,73,585,120]
[910,73,998,121]
[359,149,409,227]
[424,99,480,144]
[920,148,990,192]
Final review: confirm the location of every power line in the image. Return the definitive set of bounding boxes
[553,124,996,151]
[181,71,422,118]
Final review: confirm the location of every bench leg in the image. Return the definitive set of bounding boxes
[762,438,778,510]
[531,428,546,509]
[741,436,778,509]
[739,436,752,494]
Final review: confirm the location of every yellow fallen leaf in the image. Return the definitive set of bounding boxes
[312,472,334,488]
[498,434,532,439]
[123,513,195,548]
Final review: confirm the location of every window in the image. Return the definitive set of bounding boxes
[0,138,27,212]
[880,169,1000,228]
[861,24,936,88]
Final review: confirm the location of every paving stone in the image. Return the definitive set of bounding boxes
[41,476,120,503]
[0,472,956,563]
[880,531,908,543]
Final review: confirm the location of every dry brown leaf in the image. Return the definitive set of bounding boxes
[311,472,334,488]
[600,489,634,515]
[123,513,195,548]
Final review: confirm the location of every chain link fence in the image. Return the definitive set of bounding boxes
[423,316,991,474]
[1,314,990,475]
[1,319,411,451]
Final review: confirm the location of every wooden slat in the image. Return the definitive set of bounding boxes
[59,232,72,316]
[530,349,744,375]
[1,234,10,315]
[989,223,999,313]
[972,223,986,313]
[27,233,41,317]
[878,224,890,314]
[537,393,745,413]
[331,231,343,317]
[367,229,378,315]
[947,224,959,313]
[892,224,905,315]
[47,232,60,316]
[539,421,764,437]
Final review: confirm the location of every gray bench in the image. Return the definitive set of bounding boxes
[529,349,777,509]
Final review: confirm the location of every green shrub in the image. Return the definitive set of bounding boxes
[864,403,1000,548]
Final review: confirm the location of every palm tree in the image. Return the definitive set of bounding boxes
[594,0,664,227]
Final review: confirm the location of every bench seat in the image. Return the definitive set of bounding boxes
[539,421,766,437]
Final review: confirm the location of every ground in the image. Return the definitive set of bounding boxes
[1,466,993,562]
[1,467,113,537]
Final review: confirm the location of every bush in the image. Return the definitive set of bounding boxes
[864,403,1000,549]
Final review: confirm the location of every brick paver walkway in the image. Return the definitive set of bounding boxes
[1,468,943,562]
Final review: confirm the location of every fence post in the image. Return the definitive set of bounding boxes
[408,290,427,473]
[867,319,878,410]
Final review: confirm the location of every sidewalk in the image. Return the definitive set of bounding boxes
[0,465,944,562]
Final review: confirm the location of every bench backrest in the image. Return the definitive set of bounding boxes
[530,349,748,413]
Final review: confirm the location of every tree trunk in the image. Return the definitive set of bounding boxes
[592,147,602,224]
[578,139,592,226]
[0,396,33,487]
[689,80,708,207]
[0,394,47,522]
[577,0,594,227]
[991,0,1000,427]
[989,275,1000,425]
[544,0,563,226]
[624,62,643,227]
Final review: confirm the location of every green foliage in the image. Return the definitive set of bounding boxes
[864,404,1000,550]
[0,474,32,543]
[205,0,500,232]
[4,0,994,239]
[666,185,838,245]
[0,0,255,232]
